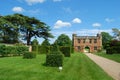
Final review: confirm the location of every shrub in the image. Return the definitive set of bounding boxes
[46,54,63,67]
[46,43,63,67]
[60,46,71,57]
[0,44,6,57]
[16,46,29,56]
[5,46,17,56]
[106,40,120,54]
[23,52,36,59]
[71,46,74,53]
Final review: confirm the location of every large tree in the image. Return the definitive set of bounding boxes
[0,16,19,43]
[55,34,71,46]
[101,32,112,49]
[0,13,53,45]
[112,28,120,40]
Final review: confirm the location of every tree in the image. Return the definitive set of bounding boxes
[0,13,53,45]
[101,32,112,49]
[16,14,53,45]
[40,39,50,54]
[55,34,71,46]
[0,16,19,43]
[31,39,39,45]
[41,39,50,46]
[112,28,120,40]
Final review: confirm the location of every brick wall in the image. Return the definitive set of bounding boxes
[72,33,102,53]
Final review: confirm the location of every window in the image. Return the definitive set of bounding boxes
[78,39,81,43]
[89,39,92,43]
[94,46,97,50]
[94,39,97,43]
[83,39,85,43]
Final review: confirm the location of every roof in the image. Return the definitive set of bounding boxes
[75,36,97,39]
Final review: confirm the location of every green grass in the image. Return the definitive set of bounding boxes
[96,52,120,63]
[0,53,113,80]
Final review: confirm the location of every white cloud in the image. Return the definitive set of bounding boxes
[92,23,101,27]
[49,29,112,43]
[25,0,45,5]
[72,18,82,23]
[12,7,24,13]
[53,0,62,2]
[105,18,114,23]
[54,20,71,29]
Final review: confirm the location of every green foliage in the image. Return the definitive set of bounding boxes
[16,46,29,55]
[112,28,120,40]
[0,13,53,45]
[46,43,63,67]
[101,32,112,49]
[32,45,38,52]
[106,40,120,54]
[55,34,71,46]
[40,39,50,54]
[23,51,36,59]
[46,54,63,67]
[31,39,39,45]
[50,43,60,54]
[0,16,19,44]
[0,44,28,57]
[60,46,71,57]
[71,46,74,53]
[5,46,17,56]
[0,44,6,57]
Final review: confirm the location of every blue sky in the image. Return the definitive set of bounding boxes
[0,0,120,43]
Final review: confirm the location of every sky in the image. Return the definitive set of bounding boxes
[0,0,120,44]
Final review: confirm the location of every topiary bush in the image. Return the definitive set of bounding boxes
[23,52,36,59]
[46,43,63,67]
[60,46,71,57]
[46,54,63,67]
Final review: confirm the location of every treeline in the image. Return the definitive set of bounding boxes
[101,28,120,54]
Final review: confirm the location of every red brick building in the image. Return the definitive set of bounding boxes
[72,33,102,53]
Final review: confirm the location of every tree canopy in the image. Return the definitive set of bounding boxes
[101,32,112,49]
[112,28,120,40]
[54,34,71,46]
[0,14,53,45]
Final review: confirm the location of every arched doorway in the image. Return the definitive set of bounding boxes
[84,46,90,53]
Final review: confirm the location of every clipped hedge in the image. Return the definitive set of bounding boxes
[0,44,28,57]
[46,54,63,67]
[60,46,71,57]
[0,44,6,57]
[23,52,36,59]
[46,43,63,67]
[16,46,29,56]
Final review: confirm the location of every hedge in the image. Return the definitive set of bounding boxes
[0,45,6,57]
[60,46,71,57]
[46,43,63,67]
[23,51,36,59]
[46,54,63,67]
[0,44,28,57]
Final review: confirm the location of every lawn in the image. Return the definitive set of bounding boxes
[96,52,120,63]
[0,53,113,80]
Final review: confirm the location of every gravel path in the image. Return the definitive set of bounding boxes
[85,53,120,80]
